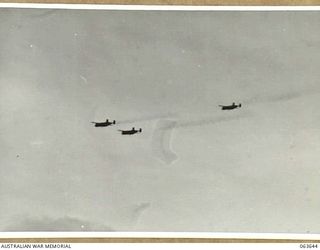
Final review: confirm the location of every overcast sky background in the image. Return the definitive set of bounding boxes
[0,9,320,233]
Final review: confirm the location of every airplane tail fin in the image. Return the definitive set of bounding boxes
[113,120,116,124]
[139,128,142,133]
[239,103,242,107]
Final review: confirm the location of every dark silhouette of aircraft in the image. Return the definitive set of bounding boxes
[219,102,242,110]
[92,119,116,127]
[118,127,142,135]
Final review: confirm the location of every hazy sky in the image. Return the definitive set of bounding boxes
[0,8,320,233]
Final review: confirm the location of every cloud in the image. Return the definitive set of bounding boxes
[131,202,151,222]
[245,87,319,105]
[116,112,176,125]
[151,112,251,164]
[29,9,58,19]
[175,112,251,129]
[151,120,178,165]
[4,215,114,232]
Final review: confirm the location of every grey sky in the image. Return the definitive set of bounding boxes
[0,9,320,233]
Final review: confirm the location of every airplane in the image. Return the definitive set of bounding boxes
[92,119,116,127]
[118,127,142,135]
[219,102,242,110]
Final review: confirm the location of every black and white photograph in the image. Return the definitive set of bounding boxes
[0,6,320,234]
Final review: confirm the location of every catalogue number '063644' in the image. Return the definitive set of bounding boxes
[300,244,318,248]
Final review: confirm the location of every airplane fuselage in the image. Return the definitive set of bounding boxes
[221,105,238,110]
[94,122,113,127]
[120,128,142,135]
[92,119,116,127]
[121,130,138,135]
[219,103,241,110]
